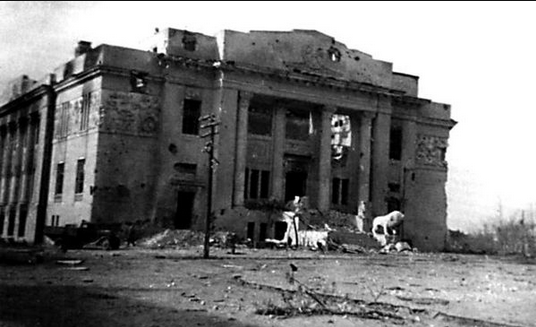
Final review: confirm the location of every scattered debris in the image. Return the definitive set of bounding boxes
[138,229,205,249]
[63,266,89,271]
[396,296,450,306]
[56,259,84,265]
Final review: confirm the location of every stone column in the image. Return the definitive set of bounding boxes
[317,105,336,212]
[9,119,24,205]
[233,91,252,206]
[399,118,417,240]
[357,112,373,231]
[0,126,6,205]
[19,117,31,204]
[2,122,15,205]
[271,104,285,201]
[371,111,391,217]
[5,121,18,238]
[0,126,5,236]
[401,118,417,202]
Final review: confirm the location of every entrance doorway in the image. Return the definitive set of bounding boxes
[285,171,307,202]
[175,191,195,229]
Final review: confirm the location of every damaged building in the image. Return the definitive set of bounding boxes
[0,28,456,251]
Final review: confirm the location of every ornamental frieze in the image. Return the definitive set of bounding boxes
[416,134,448,168]
[101,91,160,137]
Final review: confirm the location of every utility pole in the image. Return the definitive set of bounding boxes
[199,114,220,258]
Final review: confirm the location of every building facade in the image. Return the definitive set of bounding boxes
[0,28,456,251]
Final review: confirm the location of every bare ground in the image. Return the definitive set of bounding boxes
[0,246,535,327]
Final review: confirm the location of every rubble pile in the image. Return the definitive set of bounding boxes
[302,210,358,232]
[323,210,359,231]
[138,229,205,249]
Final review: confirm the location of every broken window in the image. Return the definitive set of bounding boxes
[175,163,197,176]
[55,162,65,198]
[285,109,310,141]
[130,71,148,93]
[439,147,447,162]
[331,114,351,161]
[389,126,403,160]
[75,158,85,197]
[244,168,270,200]
[248,105,272,136]
[332,178,349,205]
[182,99,202,135]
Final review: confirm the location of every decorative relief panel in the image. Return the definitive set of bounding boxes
[416,134,448,168]
[101,91,160,137]
[285,139,312,156]
[54,90,101,140]
[247,138,271,164]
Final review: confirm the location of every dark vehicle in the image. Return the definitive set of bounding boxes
[44,221,121,251]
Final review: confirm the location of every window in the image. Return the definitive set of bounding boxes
[0,207,4,235]
[33,117,40,144]
[387,197,401,212]
[244,168,270,200]
[182,32,197,51]
[248,106,272,136]
[50,215,60,227]
[55,163,65,196]
[75,159,85,196]
[182,99,201,135]
[332,178,349,205]
[80,93,91,131]
[286,109,310,141]
[247,222,255,241]
[7,207,16,236]
[389,126,403,160]
[388,183,401,193]
[58,102,70,138]
[17,206,27,237]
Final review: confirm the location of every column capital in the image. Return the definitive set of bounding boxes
[238,91,253,103]
[360,111,375,120]
[323,104,337,114]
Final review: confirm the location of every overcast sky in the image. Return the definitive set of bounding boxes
[1,1,535,231]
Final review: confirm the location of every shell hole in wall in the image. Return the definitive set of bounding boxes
[328,47,341,62]
[168,143,178,154]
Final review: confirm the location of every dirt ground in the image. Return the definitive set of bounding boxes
[0,246,535,327]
